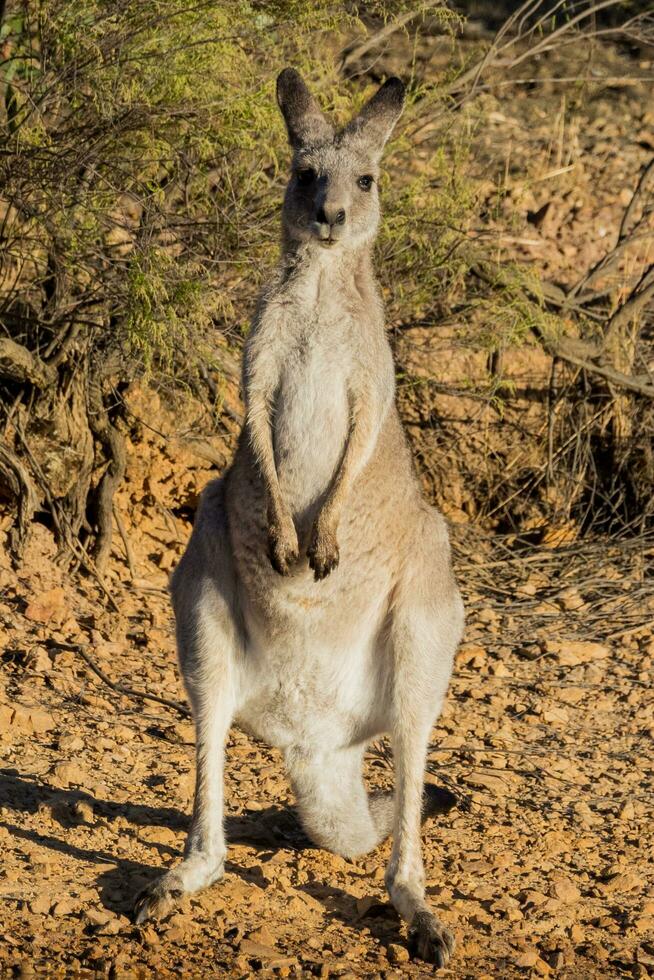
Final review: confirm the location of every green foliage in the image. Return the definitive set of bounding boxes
[0,0,557,386]
[0,0,358,375]
[472,261,562,352]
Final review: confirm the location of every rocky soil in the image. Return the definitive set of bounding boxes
[0,378,652,979]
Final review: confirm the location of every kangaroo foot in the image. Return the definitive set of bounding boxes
[134,856,223,925]
[408,909,456,968]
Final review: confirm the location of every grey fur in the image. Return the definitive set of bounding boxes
[134,69,464,968]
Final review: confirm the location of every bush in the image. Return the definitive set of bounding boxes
[1,0,652,572]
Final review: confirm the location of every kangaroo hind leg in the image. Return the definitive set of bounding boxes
[385,532,464,965]
[134,480,239,923]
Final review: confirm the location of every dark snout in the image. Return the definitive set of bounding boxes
[316,203,346,227]
[313,194,347,245]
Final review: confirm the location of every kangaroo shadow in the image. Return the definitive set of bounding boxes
[0,766,450,954]
[0,767,307,916]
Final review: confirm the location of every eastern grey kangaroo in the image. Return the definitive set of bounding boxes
[135,69,464,967]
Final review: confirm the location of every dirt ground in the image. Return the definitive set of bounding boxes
[1,28,654,980]
[0,379,652,979]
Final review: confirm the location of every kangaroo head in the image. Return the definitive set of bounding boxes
[276,68,405,252]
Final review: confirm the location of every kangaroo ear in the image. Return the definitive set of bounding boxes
[276,68,333,149]
[346,77,405,151]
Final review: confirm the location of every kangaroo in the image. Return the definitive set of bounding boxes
[134,69,465,967]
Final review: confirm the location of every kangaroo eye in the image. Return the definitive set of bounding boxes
[357,174,374,191]
[296,168,316,187]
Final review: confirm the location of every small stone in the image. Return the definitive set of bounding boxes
[113,724,135,742]
[96,918,123,936]
[25,588,68,625]
[239,938,296,968]
[58,734,84,752]
[558,587,585,611]
[551,877,581,904]
[619,800,635,821]
[633,915,654,934]
[85,908,112,927]
[457,643,487,667]
[521,891,548,908]
[472,884,496,901]
[29,709,56,733]
[464,771,508,794]
[246,925,276,947]
[602,871,642,894]
[30,894,52,915]
[72,800,95,825]
[542,706,570,724]
[51,897,76,916]
[27,647,52,673]
[516,950,540,967]
[51,761,86,788]
[10,706,56,734]
[547,640,610,666]
[573,801,600,826]
[387,943,410,965]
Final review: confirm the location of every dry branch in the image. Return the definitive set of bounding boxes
[0,443,39,556]
[113,503,137,581]
[0,338,55,389]
[545,337,654,399]
[47,640,191,719]
[340,2,444,73]
[441,0,654,109]
[87,381,127,575]
[604,265,654,347]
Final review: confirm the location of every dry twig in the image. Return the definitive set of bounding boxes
[47,640,192,720]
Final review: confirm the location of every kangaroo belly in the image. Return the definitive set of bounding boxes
[234,590,390,750]
[274,342,349,520]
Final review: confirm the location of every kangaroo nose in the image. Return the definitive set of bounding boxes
[316,205,346,226]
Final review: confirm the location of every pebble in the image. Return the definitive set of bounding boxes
[24,588,69,625]
[551,877,581,904]
[50,761,87,788]
[387,944,410,965]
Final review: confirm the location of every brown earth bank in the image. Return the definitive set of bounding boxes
[0,383,652,979]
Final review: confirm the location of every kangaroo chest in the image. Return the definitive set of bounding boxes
[273,308,352,521]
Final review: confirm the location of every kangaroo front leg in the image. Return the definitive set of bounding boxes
[247,393,299,575]
[386,719,455,967]
[308,393,380,579]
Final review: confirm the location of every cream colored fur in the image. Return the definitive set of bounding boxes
[134,69,464,968]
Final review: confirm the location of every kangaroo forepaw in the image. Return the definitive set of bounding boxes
[268,520,299,575]
[307,524,339,580]
[133,872,184,925]
[408,910,455,968]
